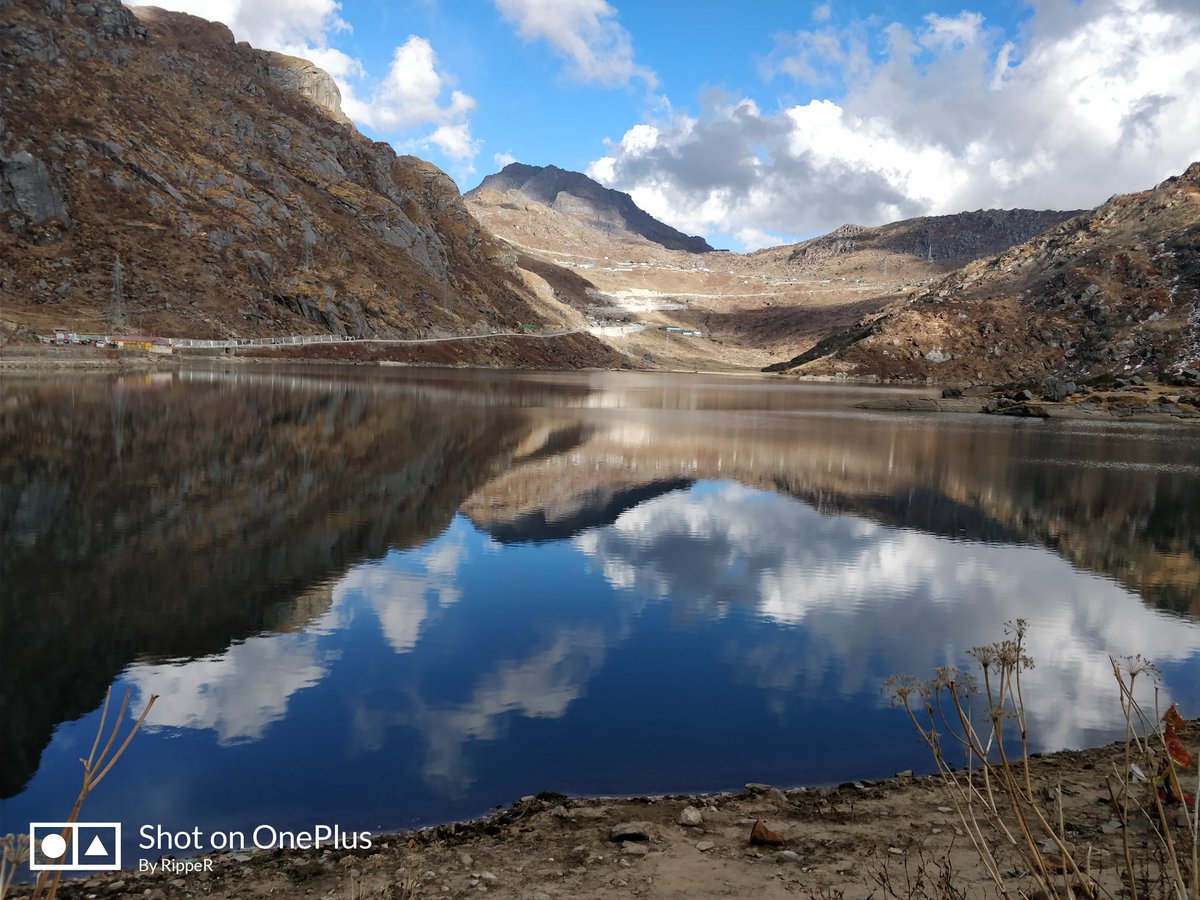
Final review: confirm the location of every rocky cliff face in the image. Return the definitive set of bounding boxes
[466,163,714,254]
[786,208,1083,269]
[0,0,614,358]
[768,164,1200,383]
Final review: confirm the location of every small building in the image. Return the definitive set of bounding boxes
[111,335,156,351]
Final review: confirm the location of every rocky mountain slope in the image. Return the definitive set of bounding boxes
[767,164,1200,382]
[466,163,714,254]
[0,0,616,365]
[776,208,1083,271]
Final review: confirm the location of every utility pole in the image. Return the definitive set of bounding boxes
[301,222,314,271]
[112,255,125,331]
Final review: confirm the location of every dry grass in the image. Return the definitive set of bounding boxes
[887,620,1197,900]
[10,688,159,900]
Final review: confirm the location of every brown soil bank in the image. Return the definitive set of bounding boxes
[19,724,1198,900]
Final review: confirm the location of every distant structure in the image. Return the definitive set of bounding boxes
[111,255,125,330]
[301,222,315,271]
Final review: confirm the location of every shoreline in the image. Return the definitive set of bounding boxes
[12,725,1197,900]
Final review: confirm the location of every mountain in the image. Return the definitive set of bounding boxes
[466,163,714,254]
[779,208,1084,271]
[765,164,1200,383]
[0,0,617,366]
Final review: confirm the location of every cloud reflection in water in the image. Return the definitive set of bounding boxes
[125,482,1198,792]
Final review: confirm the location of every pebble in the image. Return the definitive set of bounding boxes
[458,852,474,868]
[621,842,649,856]
[696,841,715,852]
[776,850,801,863]
[678,805,703,827]
[745,782,771,793]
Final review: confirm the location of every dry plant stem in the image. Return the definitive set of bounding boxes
[1109,775,1140,900]
[897,700,1012,897]
[30,688,158,900]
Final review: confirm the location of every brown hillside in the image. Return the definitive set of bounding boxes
[769,164,1200,383]
[0,0,620,367]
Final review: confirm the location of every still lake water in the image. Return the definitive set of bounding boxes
[2,366,1198,864]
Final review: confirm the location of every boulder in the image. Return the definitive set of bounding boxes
[1041,376,1077,402]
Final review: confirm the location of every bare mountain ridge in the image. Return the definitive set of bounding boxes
[0,0,618,367]
[766,163,1200,382]
[467,163,714,254]
[780,208,1084,269]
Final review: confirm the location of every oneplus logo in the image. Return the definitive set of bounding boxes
[29,822,122,871]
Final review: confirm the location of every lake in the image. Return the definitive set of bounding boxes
[1,366,1197,866]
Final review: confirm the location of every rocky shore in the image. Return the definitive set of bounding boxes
[12,726,1197,900]
[855,377,1200,423]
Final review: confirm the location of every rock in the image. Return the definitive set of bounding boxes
[924,348,951,363]
[695,841,715,852]
[749,820,785,847]
[995,403,1050,418]
[941,386,963,398]
[458,852,473,868]
[247,50,351,124]
[1012,389,1035,402]
[608,822,653,843]
[678,805,703,827]
[1042,376,1077,401]
[776,850,801,863]
[744,782,771,793]
[0,151,70,225]
[895,770,913,779]
[621,842,649,856]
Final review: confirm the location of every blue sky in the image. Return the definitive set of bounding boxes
[151,0,1200,250]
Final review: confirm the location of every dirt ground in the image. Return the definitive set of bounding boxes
[18,726,1197,900]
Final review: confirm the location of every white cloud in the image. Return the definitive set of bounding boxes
[494,0,656,89]
[591,0,1200,248]
[144,1,479,168]
[493,150,518,169]
[342,36,477,134]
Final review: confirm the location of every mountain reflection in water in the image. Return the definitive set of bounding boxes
[1,367,1197,845]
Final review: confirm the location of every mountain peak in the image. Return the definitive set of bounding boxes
[467,162,714,254]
